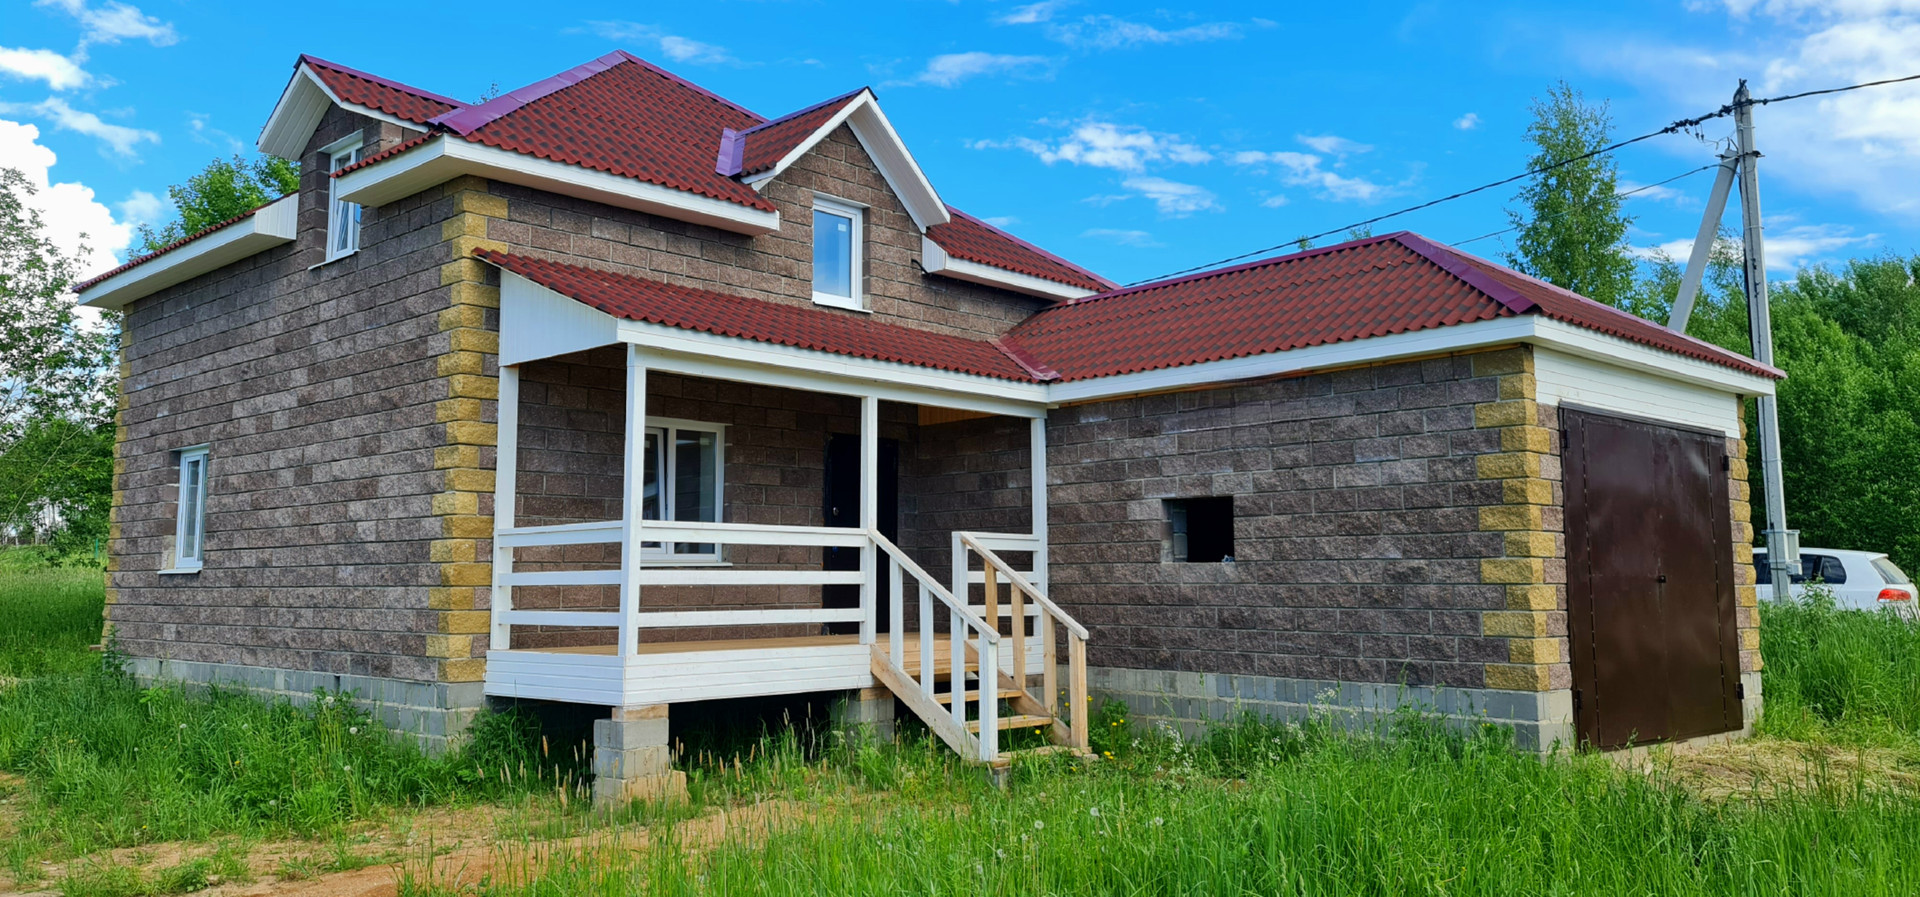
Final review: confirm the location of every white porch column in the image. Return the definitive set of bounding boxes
[858,394,879,645]
[1030,414,1048,593]
[489,365,520,651]
[619,345,649,657]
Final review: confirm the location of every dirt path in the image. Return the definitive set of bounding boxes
[1,798,812,897]
[1632,736,1920,801]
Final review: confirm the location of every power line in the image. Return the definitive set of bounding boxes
[1450,162,1721,248]
[1125,73,1920,286]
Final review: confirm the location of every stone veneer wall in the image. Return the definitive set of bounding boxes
[1047,347,1583,748]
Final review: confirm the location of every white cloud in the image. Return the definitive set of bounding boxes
[980,215,1020,228]
[584,21,737,65]
[114,188,162,230]
[1595,5,1920,215]
[186,111,243,153]
[985,121,1211,171]
[1454,112,1481,130]
[1121,176,1219,215]
[1297,134,1372,156]
[1260,194,1290,208]
[1617,179,1691,204]
[0,97,158,157]
[999,0,1069,24]
[34,0,177,56]
[1233,148,1389,202]
[900,52,1053,87]
[0,118,143,279]
[0,47,92,90]
[1082,227,1162,247]
[1635,219,1873,271]
[1046,15,1243,49]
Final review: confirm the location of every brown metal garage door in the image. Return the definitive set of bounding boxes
[1563,407,1743,749]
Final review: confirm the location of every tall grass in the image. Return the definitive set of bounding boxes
[411,715,1920,897]
[1757,588,1920,746]
[0,565,105,677]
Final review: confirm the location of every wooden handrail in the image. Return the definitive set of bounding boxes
[870,529,998,643]
[958,533,1089,640]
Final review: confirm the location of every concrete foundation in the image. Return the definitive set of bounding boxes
[831,686,897,743]
[591,703,686,807]
[126,656,483,753]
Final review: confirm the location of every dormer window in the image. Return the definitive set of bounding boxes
[811,195,864,310]
[325,137,364,261]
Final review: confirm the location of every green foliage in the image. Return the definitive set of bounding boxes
[134,156,300,254]
[1757,587,1920,746]
[1506,81,1638,308]
[0,562,103,677]
[0,417,114,555]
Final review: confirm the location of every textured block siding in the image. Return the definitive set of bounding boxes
[483,125,1048,340]
[107,105,478,684]
[900,414,1033,576]
[1729,415,1762,676]
[1044,351,1530,690]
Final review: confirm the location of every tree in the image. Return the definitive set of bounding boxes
[135,155,300,254]
[0,167,118,551]
[1505,82,1637,308]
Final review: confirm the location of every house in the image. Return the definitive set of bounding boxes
[78,50,1777,803]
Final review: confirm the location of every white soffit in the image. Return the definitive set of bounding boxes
[921,236,1097,302]
[78,194,299,311]
[258,63,418,160]
[742,92,950,232]
[335,137,781,236]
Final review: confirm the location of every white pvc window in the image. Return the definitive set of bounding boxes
[811,195,864,310]
[171,446,210,571]
[326,139,365,261]
[639,419,724,560]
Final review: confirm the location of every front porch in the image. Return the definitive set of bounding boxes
[482,271,1091,769]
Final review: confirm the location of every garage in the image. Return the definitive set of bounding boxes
[1563,406,1745,749]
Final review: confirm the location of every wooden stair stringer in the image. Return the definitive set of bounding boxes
[869,645,979,759]
[962,640,1075,749]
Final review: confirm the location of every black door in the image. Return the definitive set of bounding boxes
[822,433,899,635]
[1564,407,1743,749]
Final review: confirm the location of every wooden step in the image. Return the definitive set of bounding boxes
[933,687,1024,705]
[989,744,1092,768]
[966,713,1054,733]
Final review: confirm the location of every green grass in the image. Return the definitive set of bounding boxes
[0,565,582,874]
[0,564,106,678]
[1756,587,1920,748]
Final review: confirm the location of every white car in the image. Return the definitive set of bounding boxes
[1754,547,1917,612]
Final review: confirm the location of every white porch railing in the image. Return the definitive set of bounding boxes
[956,531,1091,756]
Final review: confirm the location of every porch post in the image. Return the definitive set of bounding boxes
[489,364,520,651]
[858,394,879,645]
[619,345,649,657]
[1030,414,1048,593]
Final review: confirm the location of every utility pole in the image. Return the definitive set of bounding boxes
[1669,81,1796,601]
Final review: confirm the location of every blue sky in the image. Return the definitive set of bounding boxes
[5,0,1919,290]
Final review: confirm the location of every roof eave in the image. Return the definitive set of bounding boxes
[920,235,1097,302]
[259,62,433,159]
[77,194,300,310]
[335,136,781,236]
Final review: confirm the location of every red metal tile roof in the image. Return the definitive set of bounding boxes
[73,196,287,293]
[302,55,464,125]
[429,51,775,212]
[999,232,1779,382]
[476,251,1037,382]
[926,208,1116,294]
[726,89,867,177]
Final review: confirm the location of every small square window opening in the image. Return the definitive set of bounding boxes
[1166,497,1233,563]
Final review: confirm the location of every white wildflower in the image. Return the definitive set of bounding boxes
[1033,820,1044,831]
[1089,806,1101,818]
[348,726,359,735]
[1152,817,1164,826]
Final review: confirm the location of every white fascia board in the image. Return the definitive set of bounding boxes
[498,272,621,366]
[1046,314,1773,406]
[1527,317,1776,397]
[614,320,1048,417]
[335,137,781,236]
[742,93,950,231]
[921,235,1096,302]
[258,64,420,159]
[78,194,299,310]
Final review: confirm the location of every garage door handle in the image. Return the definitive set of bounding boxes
[1657,574,1668,583]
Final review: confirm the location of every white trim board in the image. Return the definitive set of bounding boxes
[1045,316,1776,406]
[334,136,781,236]
[921,235,1098,302]
[1534,347,1745,437]
[741,91,950,232]
[78,194,299,310]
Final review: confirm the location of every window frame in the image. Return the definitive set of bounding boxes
[166,445,211,574]
[324,136,366,262]
[639,417,727,563]
[809,194,866,311]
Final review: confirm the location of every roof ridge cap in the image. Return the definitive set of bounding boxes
[989,336,1059,381]
[942,206,1118,292]
[611,50,763,122]
[1046,230,1412,311]
[737,87,868,137]
[1392,233,1537,315]
[431,50,628,135]
[298,54,469,110]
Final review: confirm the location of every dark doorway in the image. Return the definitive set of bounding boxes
[1563,407,1743,749]
[822,433,899,635]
